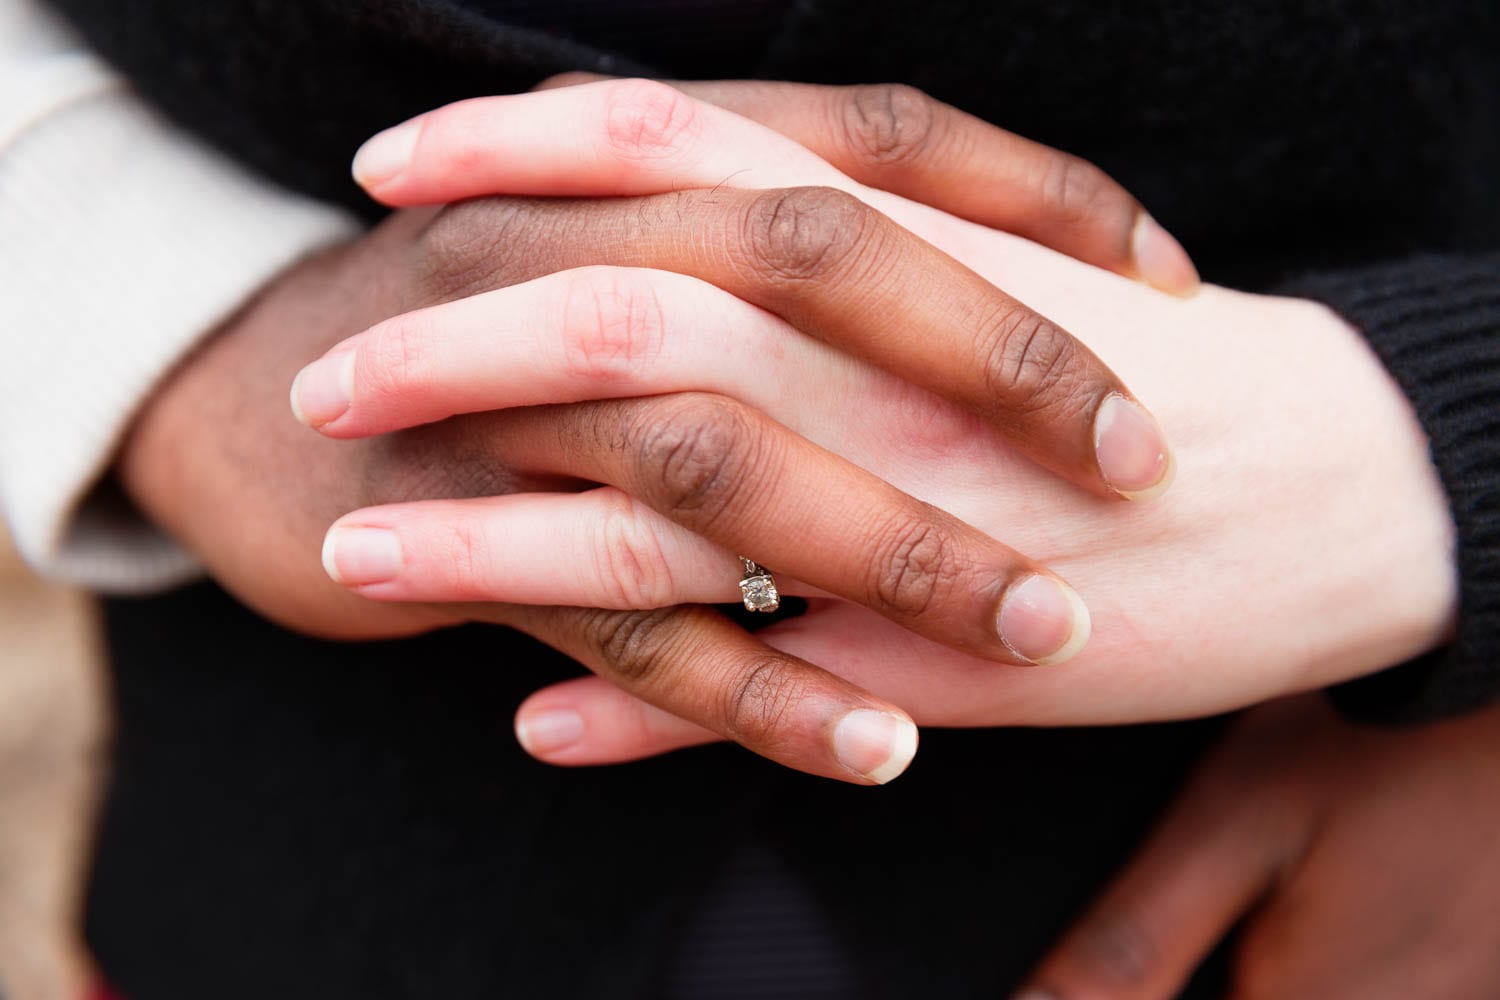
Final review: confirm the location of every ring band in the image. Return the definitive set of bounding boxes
[737,557,780,613]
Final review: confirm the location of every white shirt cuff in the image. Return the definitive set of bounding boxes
[0,51,359,591]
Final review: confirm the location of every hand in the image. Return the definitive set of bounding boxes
[321,81,1455,764]
[1015,696,1500,1000]
[120,82,1180,784]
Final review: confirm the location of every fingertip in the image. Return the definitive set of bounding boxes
[320,526,342,585]
[289,352,355,431]
[321,524,402,588]
[996,573,1091,666]
[832,709,919,784]
[289,369,308,427]
[1131,213,1201,298]
[1093,393,1174,501]
[352,120,420,193]
[515,707,586,757]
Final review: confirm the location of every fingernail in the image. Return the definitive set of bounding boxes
[1131,213,1200,297]
[1094,393,1173,499]
[1012,991,1059,1000]
[322,525,402,586]
[833,710,918,785]
[290,352,356,429]
[996,574,1091,665]
[352,120,420,189]
[515,708,585,756]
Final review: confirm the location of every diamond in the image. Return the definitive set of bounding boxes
[739,573,780,613]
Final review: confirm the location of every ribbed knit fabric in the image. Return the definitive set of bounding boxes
[1281,255,1500,721]
[459,0,791,76]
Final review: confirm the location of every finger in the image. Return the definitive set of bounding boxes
[512,674,718,765]
[352,77,1195,294]
[1016,775,1286,1000]
[374,192,1174,500]
[352,78,848,202]
[667,80,1199,296]
[489,602,918,785]
[290,266,849,441]
[319,488,746,608]
[457,394,1090,665]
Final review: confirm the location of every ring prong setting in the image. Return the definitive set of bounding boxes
[738,558,780,613]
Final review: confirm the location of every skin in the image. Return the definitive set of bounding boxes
[1016,695,1500,1000]
[312,80,1455,764]
[115,77,1484,997]
[118,82,1188,785]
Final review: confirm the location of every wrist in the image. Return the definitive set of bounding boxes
[1270,295,1457,677]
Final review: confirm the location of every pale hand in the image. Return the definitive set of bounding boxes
[319,80,1455,764]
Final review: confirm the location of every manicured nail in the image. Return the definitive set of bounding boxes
[1094,393,1173,499]
[1012,991,1059,1000]
[996,574,1091,665]
[290,352,355,429]
[833,709,918,784]
[1131,213,1200,297]
[515,708,584,756]
[321,525,402,586]
[351,120,420,189]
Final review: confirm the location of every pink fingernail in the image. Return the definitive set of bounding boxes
[290,352,356,429]
[1094,393,1173,499]
[351,121,420,189]
[832,710,918,784]
[515,709,585,756]
[996,574,1091,665]
[322,525,402,586]
[1131,214,1200,297]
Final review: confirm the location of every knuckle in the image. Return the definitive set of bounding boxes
[602,78,699,161]
[414,199,528,302]
[868,516,962,620]
[439,517,497,599]
[741,186,870,285]
[583,607,681,684]
[1069,913,1162,989]
[559,267,668,384]
[595,493,676,608]
[1038,153,1120,230]
[632,395,757,526]
[978,306,1088,417]
[722,655,807,746]
[360,310,437,399]
[842,83,940,168]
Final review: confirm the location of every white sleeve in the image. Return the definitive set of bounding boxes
[0,0,360,592]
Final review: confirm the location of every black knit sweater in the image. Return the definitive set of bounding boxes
[40,0,1500,996]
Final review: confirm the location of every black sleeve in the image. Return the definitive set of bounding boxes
[1279,253,1500,723]
[41,0,649,221]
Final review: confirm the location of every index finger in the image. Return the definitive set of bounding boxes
[352,77,1195,293]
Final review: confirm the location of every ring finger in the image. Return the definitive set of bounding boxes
[328,393,1092,666]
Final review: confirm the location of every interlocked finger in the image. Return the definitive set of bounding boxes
[487,602,920,785]
[321,391,1092,664]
